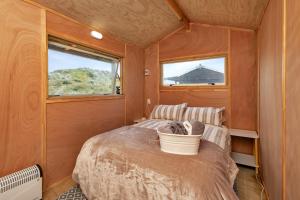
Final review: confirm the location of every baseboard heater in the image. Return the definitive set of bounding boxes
[0,165,42,200]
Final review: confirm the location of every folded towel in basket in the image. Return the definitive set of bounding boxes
[189,120,205,135]
[159,121,205,135]
[159,121,188,135]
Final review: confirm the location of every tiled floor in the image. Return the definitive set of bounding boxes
[43,166,266,200]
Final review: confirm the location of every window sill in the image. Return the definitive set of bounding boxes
[46,95,125,104]
[160,85,229,91]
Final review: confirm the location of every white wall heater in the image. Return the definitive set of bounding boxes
[0,165,42,200]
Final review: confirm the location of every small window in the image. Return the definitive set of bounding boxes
[161,56,226,87]
[48,37,121,97]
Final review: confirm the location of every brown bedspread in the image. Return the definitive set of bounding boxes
[72,126,238,200]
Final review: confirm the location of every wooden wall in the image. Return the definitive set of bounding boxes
[144,43,160,116]
[45,12,144,187]
[285,0,300,199]
[0,0,44,176]
[257,0,283,199]
[145,24,257,153]
[0,1,145,189]
[230,30,257,130]
[46,99,125,186]
[124,44,145,124]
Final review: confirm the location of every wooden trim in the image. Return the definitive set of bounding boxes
[190,22,255,33]
[157,43,161,104]
[159,25,185,43]
[159,54,229,89]
[256,28,262,181]
[48,36,121,61]
[47,32,124,58]
[159,52,228,62]
[46,95,125,104]
[40,8,47,191]
[281,0,287,199]
[164,0,189,29]
[258,0,271,29]
[227,28,232,128]
[160,88,228,92]
[257,29,261,136]
[160,85,229,91]
[46,34,123,100]
[259,171,270,200]
[124,45,127,124]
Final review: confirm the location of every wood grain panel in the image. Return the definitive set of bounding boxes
[159,24,228,61]
[258,0,283,198]
[0,0,43,176]
[159,90,229,107]
[230,30,257,130]
[144,43,160,117]
[29,0,268,47]
[46,98,125,187]
[32,0,181,47]
[231,137,253,155]
[285,0,300,199]
[176,0,269,29]
[46,12,125,57]
[124,44,145,124]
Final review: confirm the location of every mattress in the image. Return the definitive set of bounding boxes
[73,125,239,200]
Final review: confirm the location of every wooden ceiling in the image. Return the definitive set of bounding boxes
[31,0,268,47]
[176,0,269,29]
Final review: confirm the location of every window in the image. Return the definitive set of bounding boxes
[48,37,121,97]
[161,56,226,87]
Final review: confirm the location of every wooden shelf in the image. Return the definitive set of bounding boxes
[231,152,257,167]
[230,129,258,138]
[230,129,259,173]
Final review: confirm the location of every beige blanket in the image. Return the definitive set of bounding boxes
[72,126,238,200]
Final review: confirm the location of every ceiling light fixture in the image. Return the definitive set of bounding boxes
[90,31,103,40]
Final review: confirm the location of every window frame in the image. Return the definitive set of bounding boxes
[160,54,229,90]
[46,35,123,101]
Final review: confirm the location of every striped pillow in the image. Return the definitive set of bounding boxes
[182,107,225,126]
[202,124,228,150]
[150,103,187,121]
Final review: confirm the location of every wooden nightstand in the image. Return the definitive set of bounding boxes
[230,129,259,174]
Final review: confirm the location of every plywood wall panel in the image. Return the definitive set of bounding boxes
[160,90,231,126]
[285,0,300,199]
[257,0,283,198]
[46,99,125,187]
[159,24,228,61]
[124,44,145,124]
[159,90,229,107]
[0,0,43,176]
[46,12,125,57]
[230,30,257,130]
[144,43,160,117]
[144,23,258,154]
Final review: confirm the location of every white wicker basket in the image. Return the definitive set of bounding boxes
[157,128,202,155]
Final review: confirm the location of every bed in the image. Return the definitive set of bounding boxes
[72,118,238,200]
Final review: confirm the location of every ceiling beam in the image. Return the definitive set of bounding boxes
[164,0,190,30]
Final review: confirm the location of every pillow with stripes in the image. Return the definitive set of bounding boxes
[182,107,225,126]
[150,103,187,121]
